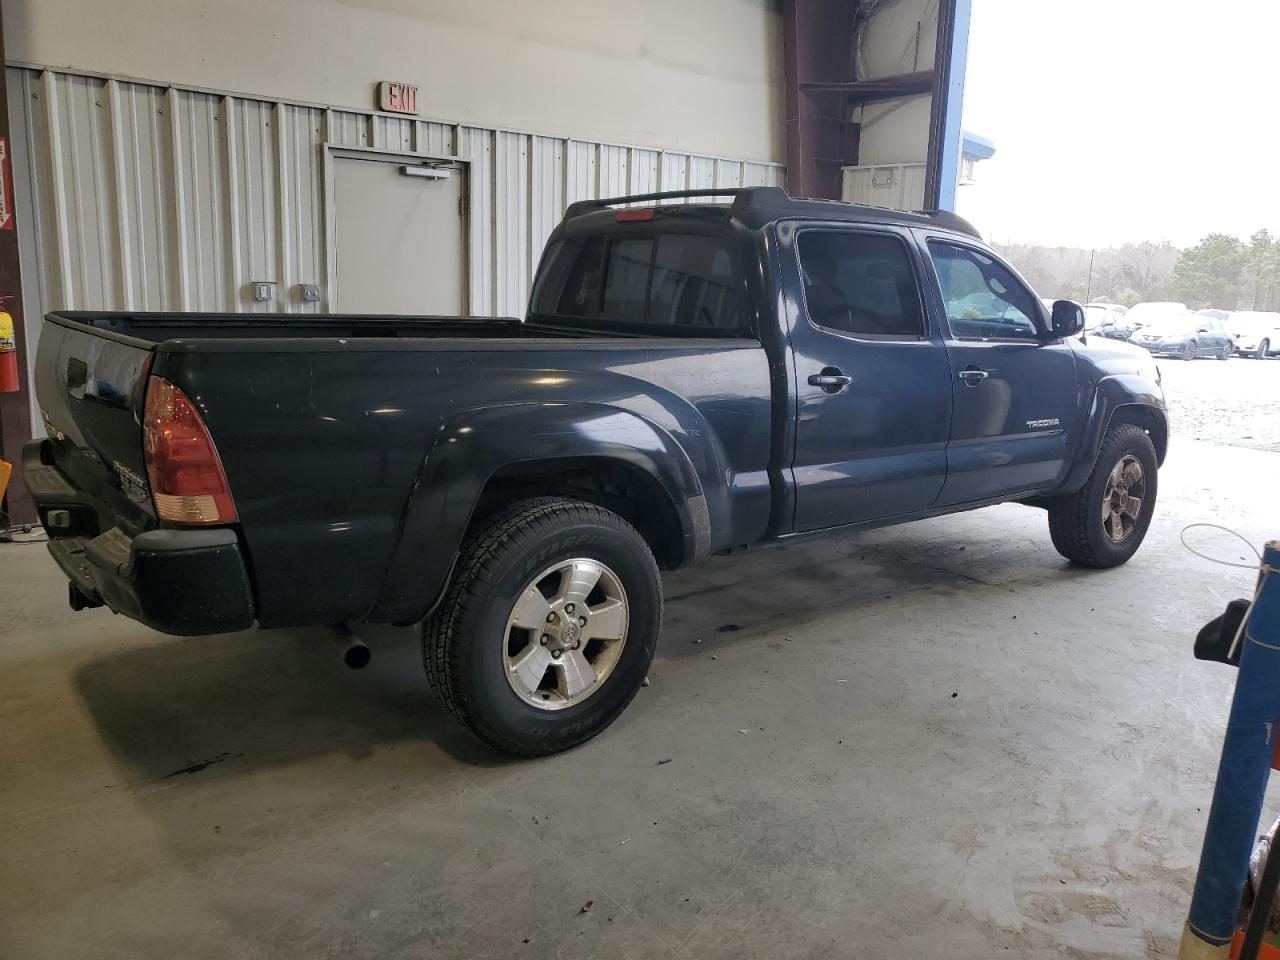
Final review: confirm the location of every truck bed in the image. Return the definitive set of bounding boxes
[54,311,600,344]
[31,308,775,632]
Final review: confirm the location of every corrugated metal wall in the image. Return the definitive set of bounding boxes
[8,65,786,406]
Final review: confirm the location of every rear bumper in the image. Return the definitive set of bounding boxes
[24,440,255,636]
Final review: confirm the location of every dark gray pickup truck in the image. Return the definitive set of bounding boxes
[24,187,1168,755]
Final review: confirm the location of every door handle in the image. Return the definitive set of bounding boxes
[66,357,88,391]
[957,367,989,385]
[808,368,853,393]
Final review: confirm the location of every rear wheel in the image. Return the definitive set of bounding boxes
[1259,339,1271,360]
[1048,423,1158,568]
[423,497,661,757]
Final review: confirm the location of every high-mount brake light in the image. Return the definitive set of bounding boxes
[142,376,238,525]
[616,208,654,222]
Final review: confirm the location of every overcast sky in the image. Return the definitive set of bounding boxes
[958,0,1280,249]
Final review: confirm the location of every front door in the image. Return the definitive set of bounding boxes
[332,155,466,314]
[785,224,952,532]
[922,237,1078,505]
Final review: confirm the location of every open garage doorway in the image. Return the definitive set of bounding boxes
[328,152,467,315]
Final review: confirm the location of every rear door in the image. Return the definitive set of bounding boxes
[921,236,1078,505]
[782,222,952,531]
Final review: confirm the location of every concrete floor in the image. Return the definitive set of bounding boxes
[2,436,1277,960]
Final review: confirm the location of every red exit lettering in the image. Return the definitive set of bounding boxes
[378,81,419,116]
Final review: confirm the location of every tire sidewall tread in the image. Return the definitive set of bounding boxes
[424,497,661,757]
[1048,423,1158,568]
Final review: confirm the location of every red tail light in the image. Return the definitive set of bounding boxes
[143,376,238,525]
[616,208,654,222]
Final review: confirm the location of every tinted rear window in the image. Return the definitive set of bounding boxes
[531,232,743,333]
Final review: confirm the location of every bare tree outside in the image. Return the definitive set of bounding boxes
[994,231,1280,309]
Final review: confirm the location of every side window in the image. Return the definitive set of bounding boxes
[796,231,925,339]
[928,241,1042,341]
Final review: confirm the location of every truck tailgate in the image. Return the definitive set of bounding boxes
[33,315,157,536]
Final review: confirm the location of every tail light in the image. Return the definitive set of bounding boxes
[143,376,238,524]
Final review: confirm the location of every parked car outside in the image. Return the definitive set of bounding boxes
[1195,308,1232,326]
[1124,301,1187,335]
[1229,311,1280,358]
[1131,305,1233,360]
[1084,302,1132,340]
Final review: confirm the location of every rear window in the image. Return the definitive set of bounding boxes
[530,232,744,334]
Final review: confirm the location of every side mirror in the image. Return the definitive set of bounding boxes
[1050,300,1085,338]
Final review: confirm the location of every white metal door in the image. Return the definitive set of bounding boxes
[332,157,466,314]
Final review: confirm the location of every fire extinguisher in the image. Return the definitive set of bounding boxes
[0,295,18,393]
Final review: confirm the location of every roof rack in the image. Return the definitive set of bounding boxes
[564,186,790,220]
[561,186,983,240]
[914,209,982,239]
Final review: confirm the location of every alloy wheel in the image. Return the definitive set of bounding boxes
[502,558,629,710]
[1101,455,1145,543]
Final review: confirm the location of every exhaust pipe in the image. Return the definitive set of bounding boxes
[68,582,103,611]
[331,624,371,670]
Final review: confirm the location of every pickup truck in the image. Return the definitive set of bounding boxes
[24,187,1168,756]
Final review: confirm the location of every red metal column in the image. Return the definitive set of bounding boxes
[782,0,859,200]
[0,10,34,524]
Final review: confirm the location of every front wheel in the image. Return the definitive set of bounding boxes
[1182,341,1197,361]
[1047,423,1158,568]
[423,497,662,757]
[1219,343,1232,360]
[1259,339,1271,360]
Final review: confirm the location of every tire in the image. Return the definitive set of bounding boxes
[1259,339,1271,360]
[1219,343,1232,360]
[423,497,662,757]
[1048,423,1158,568]
[1182,341,1197,361]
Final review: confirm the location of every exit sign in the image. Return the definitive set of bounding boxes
[378,81,418,116]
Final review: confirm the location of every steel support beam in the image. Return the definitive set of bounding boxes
[0,9,34,523]
[924,0,971,211]
[782,0,859,200]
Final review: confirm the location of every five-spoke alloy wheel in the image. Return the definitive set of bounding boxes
[1100,455,1145,544]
